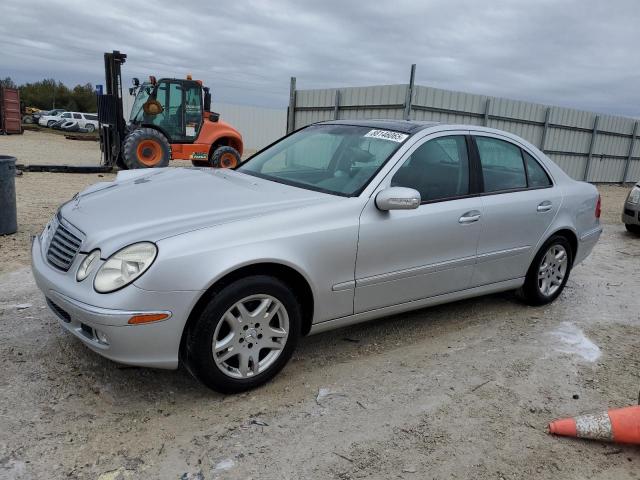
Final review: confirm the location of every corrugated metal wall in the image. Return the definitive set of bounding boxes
[291,83,640,182]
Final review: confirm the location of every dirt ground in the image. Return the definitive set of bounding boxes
[0,133,639,479]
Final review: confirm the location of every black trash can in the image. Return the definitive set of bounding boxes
[0,155,17,235]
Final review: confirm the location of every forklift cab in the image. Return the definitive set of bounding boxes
[129,78,204,143]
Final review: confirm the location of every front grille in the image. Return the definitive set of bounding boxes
[46,298,71,322]
[46,218,84,271]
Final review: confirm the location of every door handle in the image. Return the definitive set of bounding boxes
[537,201,553,213]
[459,210,481,224]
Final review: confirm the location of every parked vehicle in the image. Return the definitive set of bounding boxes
[32,121,602,393]
[38,111,67,127]
[98,51,243,169]
[622,182,640,234]
[43,111,98,132]
[33,108,65,122]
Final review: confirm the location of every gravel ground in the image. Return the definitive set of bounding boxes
[0,136,638,479]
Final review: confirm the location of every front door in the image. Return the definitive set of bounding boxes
[354,133,483,313]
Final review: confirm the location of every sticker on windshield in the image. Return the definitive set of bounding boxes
[364,129,409,143]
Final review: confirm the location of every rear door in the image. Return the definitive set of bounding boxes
[470,132,560,286]
[354,131,483,313]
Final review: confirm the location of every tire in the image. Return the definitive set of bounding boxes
[210,145,241,169]
[625,224,640,235]
[47,120,56,127]
[22,115,34,124]
[185,275,301,393]
[85,123,96,133]
[519,235,573,306]
[191,160,210,167]
[122,128,170,169]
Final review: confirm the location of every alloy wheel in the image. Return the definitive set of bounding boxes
[212,294,289,379]
[538,244,568,297]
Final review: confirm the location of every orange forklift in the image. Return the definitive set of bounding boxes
[98,51,243,169]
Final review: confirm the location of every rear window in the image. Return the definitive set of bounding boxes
[84,114,98,121]
[476,136,527,192]
[524,151,552,187]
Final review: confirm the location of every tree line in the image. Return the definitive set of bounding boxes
[1,77,97,113]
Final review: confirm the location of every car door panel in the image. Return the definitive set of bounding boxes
[354,131,482,313]
[355,197,482,312]
[470,133,561,286]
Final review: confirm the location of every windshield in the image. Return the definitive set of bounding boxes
[237,124,408,196]
[129,83,152,122]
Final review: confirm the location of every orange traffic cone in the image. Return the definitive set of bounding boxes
[549,405,640,444]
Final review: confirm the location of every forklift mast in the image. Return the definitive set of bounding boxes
[97,51,127,167]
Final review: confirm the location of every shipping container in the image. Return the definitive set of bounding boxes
[0,87,22,134]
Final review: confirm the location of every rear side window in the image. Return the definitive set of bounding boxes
[84,114,98,121]
[523,151,552,187]
[391,135,469,202]
[476,137,526,192]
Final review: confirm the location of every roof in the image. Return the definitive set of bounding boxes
[318,119,440,134]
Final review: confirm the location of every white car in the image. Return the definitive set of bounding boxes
[38,111,66,127]
[39,111,99,132]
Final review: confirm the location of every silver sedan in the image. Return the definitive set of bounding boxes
[32,120,602,392]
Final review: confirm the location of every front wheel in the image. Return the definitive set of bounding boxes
[185,276,301,393]
[122,128,171,169]
[625,224,640,235]
[519,235,572,306]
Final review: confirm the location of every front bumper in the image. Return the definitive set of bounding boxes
[32,234,200,369]
[622,202,640,226]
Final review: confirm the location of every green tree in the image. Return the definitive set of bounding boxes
[0,77,17,89]
[17,79,97,112]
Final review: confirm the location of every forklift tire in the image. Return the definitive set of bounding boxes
[123,128,170,169]
[210,146,241,169]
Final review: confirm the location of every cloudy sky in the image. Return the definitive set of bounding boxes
[1,0,639,116]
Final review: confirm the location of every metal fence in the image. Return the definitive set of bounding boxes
[287,70,640,183]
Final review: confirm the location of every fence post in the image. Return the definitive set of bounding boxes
[333,89,341,120]
[540,107,551,152]
[583,115,599,181]
[483,98,491,126]
[621,121,638,183]
[287,76,296,134]
[403,64,416,121]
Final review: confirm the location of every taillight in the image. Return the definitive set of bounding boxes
[595,194,601,219]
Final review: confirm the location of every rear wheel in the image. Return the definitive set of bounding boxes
[625,224,640,235]
[210,146,241,169]
[122,128,170,169]
[519,235,572,306]
[85,123,96,133]
[185,275,301,393]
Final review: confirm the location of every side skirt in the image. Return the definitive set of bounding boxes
[308,277,524,335]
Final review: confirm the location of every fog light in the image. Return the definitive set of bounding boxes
[95,329,109,345]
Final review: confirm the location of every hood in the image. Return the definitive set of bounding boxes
[60,168,337,255]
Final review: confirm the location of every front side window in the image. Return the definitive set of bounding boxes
[73,113,81,119]
[476,136,526,192]
[61,112,71,119]
[238,125,408,196]
[523,151,552,188]
[391,136,469,202]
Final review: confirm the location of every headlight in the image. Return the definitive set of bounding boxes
[94,242,157,293]
[76,249,101,281]
[628,186,640,205]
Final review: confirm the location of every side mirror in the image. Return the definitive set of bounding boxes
[132,77,140,87]
[375,187,421,211]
